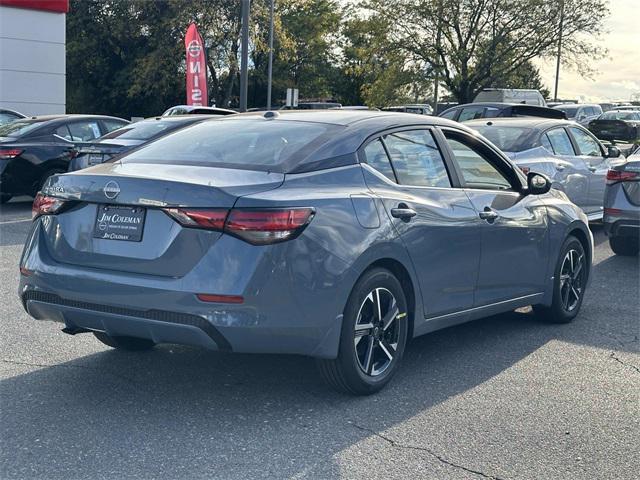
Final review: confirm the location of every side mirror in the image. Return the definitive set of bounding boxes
[606,145,621,158]
[526,171,552,195]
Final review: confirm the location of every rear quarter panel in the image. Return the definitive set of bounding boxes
[234,165,423,351]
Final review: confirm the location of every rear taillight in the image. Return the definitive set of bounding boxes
[32,193,67,219]
[0,148,23,159]
[164,208,227,230]
[606,169,639,184]
[226,208,315,245]
[163,207,315,245]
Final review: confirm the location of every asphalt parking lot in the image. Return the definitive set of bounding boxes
[0,198,638,480]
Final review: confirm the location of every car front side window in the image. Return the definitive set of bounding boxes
[569,127,602,157]
[443,132,514,191]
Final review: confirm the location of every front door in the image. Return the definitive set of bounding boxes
[360,129,481,318]
[568,126,610,217]
[440,129,549,306]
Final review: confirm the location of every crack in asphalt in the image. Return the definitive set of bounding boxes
[0,358,139,385]
[609,352,640,375]
[351,422,507,480]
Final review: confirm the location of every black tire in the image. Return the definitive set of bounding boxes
[93,332,155,351]
[317,267,409,395]
[534,235,587,324]
[609,236,639,256]
[0,193,11,204]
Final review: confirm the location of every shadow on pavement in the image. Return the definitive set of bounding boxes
[1,209,637,479]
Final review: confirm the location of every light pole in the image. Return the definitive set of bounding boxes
[240,0,250,112]
[553,0,565,103]
[266,0,275,110]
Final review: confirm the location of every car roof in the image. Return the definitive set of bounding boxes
[446,102,550,109]
[25,114,128,123]
[465,117,576,129]
[226,109,467,128]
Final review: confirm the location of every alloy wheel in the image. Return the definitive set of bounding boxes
[353,287,403,377]
[559,248,585,312]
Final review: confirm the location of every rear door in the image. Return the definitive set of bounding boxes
[360,128,481,318]
[568,126,609,217]
[440,128,549,306]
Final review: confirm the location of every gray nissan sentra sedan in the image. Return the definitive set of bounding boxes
[19,111,593,395]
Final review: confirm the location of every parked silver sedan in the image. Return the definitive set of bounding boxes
[604,148,640,255]
[468,118,622,220]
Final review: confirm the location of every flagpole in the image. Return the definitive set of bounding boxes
[240,0,250,112]
[266,0,275,110]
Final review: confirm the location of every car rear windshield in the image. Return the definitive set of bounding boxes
[470,126,536,152]
[0,119,47,137]
[600,111,640,121]
[100,121,182,141]
[121,119,340,172]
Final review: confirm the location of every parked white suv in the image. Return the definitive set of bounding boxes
[473,88,547,106]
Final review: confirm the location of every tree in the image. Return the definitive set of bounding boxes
[336,10,433,107]
[367,0,608,103]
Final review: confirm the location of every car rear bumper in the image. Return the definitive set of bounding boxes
[18,221,354,358]
[604,217,640,237]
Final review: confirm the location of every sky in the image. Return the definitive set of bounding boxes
[536,0,640,102]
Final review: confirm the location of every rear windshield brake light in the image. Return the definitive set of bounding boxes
[163,207,315,245]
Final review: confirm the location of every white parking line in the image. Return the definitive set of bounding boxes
[0,219,31,225]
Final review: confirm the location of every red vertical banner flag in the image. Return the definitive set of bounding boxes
[184,23,208,106]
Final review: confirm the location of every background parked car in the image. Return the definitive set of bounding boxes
[0,114,128,203]
[587,110,640,143]
[68,116,212,172]
[473,88,547,106]
[162,105,236,116]
[382,104,433,115]
[553,103,603,126]
[439,102,566,122]
[604,149,640,255]
[0,108,25,126]
[467,117,622,220]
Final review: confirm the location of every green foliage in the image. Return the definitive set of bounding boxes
[66,0,608,116]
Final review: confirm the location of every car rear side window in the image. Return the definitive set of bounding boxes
[381,130,451,188]
[103,119,128,133]
[55,125,73,141]
[540,134,553,152]
[68,121,101,141]
[569,127,602,157]
[546,128,575,156]
[458,107,485,122]
[440,109,458,120]
[362,139,396,182]
[122,119,339,172]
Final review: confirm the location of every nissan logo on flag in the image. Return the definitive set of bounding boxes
[184,23,208,107]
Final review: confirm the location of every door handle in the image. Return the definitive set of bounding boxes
[478,207,499,223]
[588,166,597,172]
[555,164,566,171]
[390,205,417,220]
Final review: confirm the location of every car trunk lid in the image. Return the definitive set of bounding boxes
[39,162,284,277]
